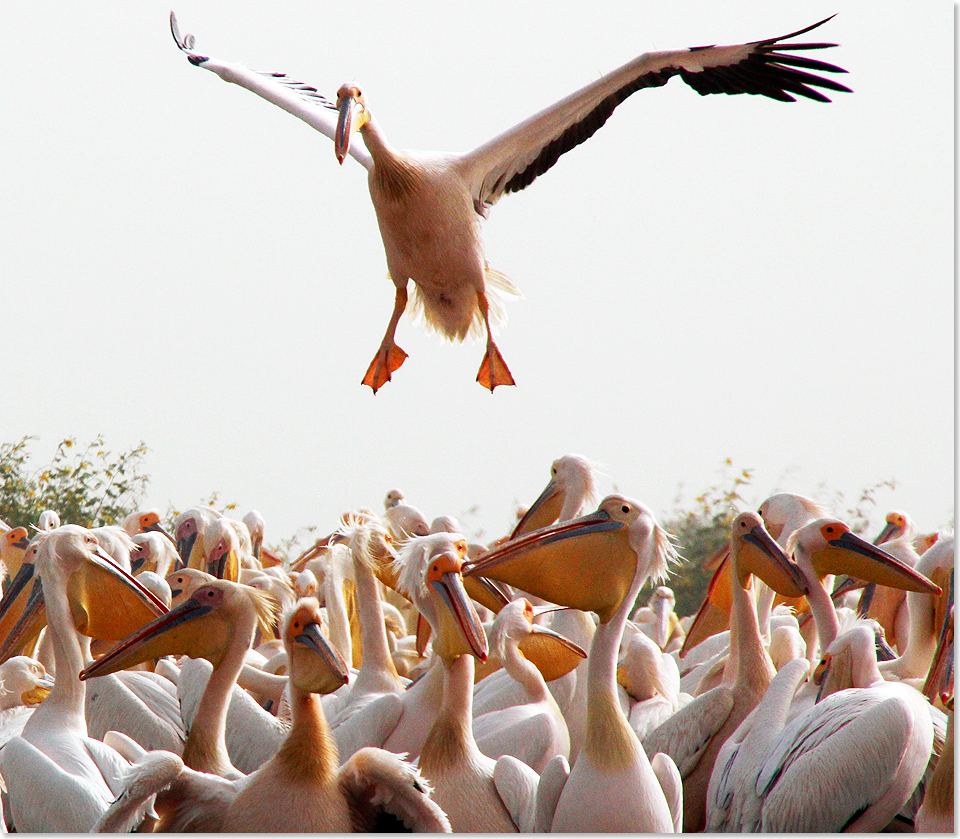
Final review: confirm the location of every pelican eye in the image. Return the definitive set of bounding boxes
[621,505,630,513]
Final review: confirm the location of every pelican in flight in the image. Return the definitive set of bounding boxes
[168,13,849,392]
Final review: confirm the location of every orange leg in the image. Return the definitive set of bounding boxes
[475,291,516,392]
[362,285,409,393]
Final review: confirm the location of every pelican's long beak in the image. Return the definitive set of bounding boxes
[21,674,54,706]
[741,523,808,598]
[81,584,229,678]
[142,514,176,547]
[464,508,634,624]
[428,557,488,661]
[207,546,239,583]
[464,575,511,615]
[817,526,941,594]
[872,519,903,546]
[519,623,587,682]
[291,621,350,694]
[510,479,564,539]
[177,529,199,569]
[923,571,954,706]
[335,85,367,165]
[679,553,733,657]
[67,545,168,640]
[0,561,46,664]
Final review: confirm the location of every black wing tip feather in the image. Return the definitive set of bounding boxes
[687,16,851,102]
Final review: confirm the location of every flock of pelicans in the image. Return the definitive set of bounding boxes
[0,454,951,832]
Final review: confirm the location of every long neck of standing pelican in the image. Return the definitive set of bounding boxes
[797,557,838,662]
[352,552,401,692]
[323,556,352,664]
[503,637,549,703]
[37,571,87,725]
[182,623,251,777]
[272,670,339,784]
[419,654,479,776]
[724,568,774,689]
[582,568,645,766]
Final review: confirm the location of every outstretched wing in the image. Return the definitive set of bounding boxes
[169,12,373,170]
[458,17,850,215]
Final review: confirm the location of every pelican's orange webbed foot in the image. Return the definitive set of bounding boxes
[477,343,516,392]
[362,344,408,393]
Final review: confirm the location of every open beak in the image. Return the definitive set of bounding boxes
[81,585,227,678]
[821,530,941,594]
[67,546,168,640]
[464,508,633,624]
[292,621,350,694]
[335,87,365,165]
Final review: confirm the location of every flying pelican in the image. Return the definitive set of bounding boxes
[0,525,169,832]
[464,495,683,832]
[168,13,849,392]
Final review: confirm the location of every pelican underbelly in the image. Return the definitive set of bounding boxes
[369,161,487,341]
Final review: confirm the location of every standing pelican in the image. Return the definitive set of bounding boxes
[465,495,682,832]
[168,13,849,391]
[707,620,936,832]
[0,526,169,832]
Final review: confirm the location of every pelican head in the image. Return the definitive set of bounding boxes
[492,598,586,681]
[465,495,677,624]
[335,83,369,164]
[81,578,278,678]
[0,656,54,708]
[283,598,350,694]
[731,512,807,597]
[394,533,487,661]
[792,519,942,594]
[511,454,599,538]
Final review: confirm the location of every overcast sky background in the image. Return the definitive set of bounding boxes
[2,2,952,555]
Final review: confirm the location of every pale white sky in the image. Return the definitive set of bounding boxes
[1,2,953,550]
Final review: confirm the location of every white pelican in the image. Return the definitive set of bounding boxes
[707,620,936,832]
[397,532,529,832]
[0,525,29,582]
[880,536,953,688]
[168,13,849,392]
[509,454,599,539]
[88,595,449,832]
[0,525,169,832]
[472,598,583,772]
[121,508,175,545]
[83,577,279,778]
[221,598,449,832]
[617,629,689,741]
[130,530,180,577]
[789,518,942,662]
[465,495,682,832]
[640,511,807,831]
